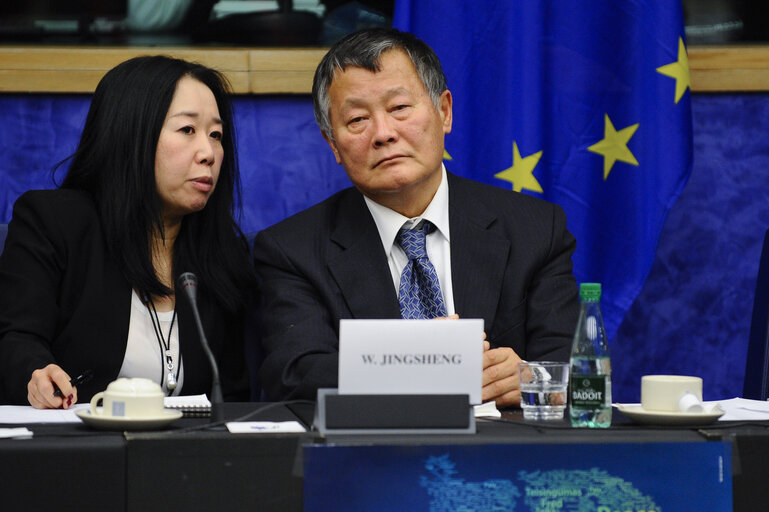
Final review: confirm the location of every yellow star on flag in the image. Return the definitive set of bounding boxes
[494,141,543,193]
[587,114,639,180]
[656,37,690,104]
[443,149,452,160]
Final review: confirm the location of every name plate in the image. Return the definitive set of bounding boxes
[338,319,483,404]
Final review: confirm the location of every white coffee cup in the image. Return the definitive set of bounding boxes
[90,378,165,418]
[641,375,703,412]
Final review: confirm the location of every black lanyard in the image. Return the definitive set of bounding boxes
[145,295,179,394]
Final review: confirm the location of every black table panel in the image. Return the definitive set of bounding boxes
[125,433,304,512]
[0,433,125,512]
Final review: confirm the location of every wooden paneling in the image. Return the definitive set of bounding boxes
[0,47,258,93]
[0,45,767,94]
[248,48,326,93]
[689,46,769,92]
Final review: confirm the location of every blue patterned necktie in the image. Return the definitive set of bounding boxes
[396,221,447,319]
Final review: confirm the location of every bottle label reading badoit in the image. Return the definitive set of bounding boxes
[571,376,607,407]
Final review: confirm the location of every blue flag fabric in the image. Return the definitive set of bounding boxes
[393,1,693,339]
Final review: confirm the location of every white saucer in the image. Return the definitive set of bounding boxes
[615,404,724,426]
[76,408,183,430]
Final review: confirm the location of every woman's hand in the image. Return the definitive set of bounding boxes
[27,364,77,409]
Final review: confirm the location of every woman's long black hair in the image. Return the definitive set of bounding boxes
[61,55,254,313]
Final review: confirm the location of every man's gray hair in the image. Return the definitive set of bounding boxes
[312,28,448,140]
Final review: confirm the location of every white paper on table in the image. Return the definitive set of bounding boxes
[0,394,218,424]
[0,403,88,424]
[226,421,307,434]
[614,397,769,421]
[0,427,33,439]
[474,401,501,418]
[710,397,769,421]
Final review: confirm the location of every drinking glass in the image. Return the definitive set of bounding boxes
[519,361,569,420]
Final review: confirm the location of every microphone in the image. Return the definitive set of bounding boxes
[177,272,224,423]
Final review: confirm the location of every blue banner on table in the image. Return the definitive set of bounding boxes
[304,442,731,511]
[393,1,693,340]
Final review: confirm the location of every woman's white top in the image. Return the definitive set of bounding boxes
[118,289,184,395]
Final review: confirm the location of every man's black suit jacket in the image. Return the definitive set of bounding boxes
[253,172,580,401]
[0,190,249,404]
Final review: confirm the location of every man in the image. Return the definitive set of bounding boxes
[253,28,579,406]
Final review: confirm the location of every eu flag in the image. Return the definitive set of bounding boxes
[394,1,693,339]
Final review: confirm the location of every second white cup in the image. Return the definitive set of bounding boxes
[641,375,703,412]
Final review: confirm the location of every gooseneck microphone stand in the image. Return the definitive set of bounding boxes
[177,272,224,423]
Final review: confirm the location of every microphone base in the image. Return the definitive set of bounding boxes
[210,402,225,424]
[210,383,224,423]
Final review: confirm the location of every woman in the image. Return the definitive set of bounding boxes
[0,56,255,408]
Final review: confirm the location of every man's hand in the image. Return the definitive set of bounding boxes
[482,341,523,407]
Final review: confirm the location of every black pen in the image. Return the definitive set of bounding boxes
[53,369,94,398]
